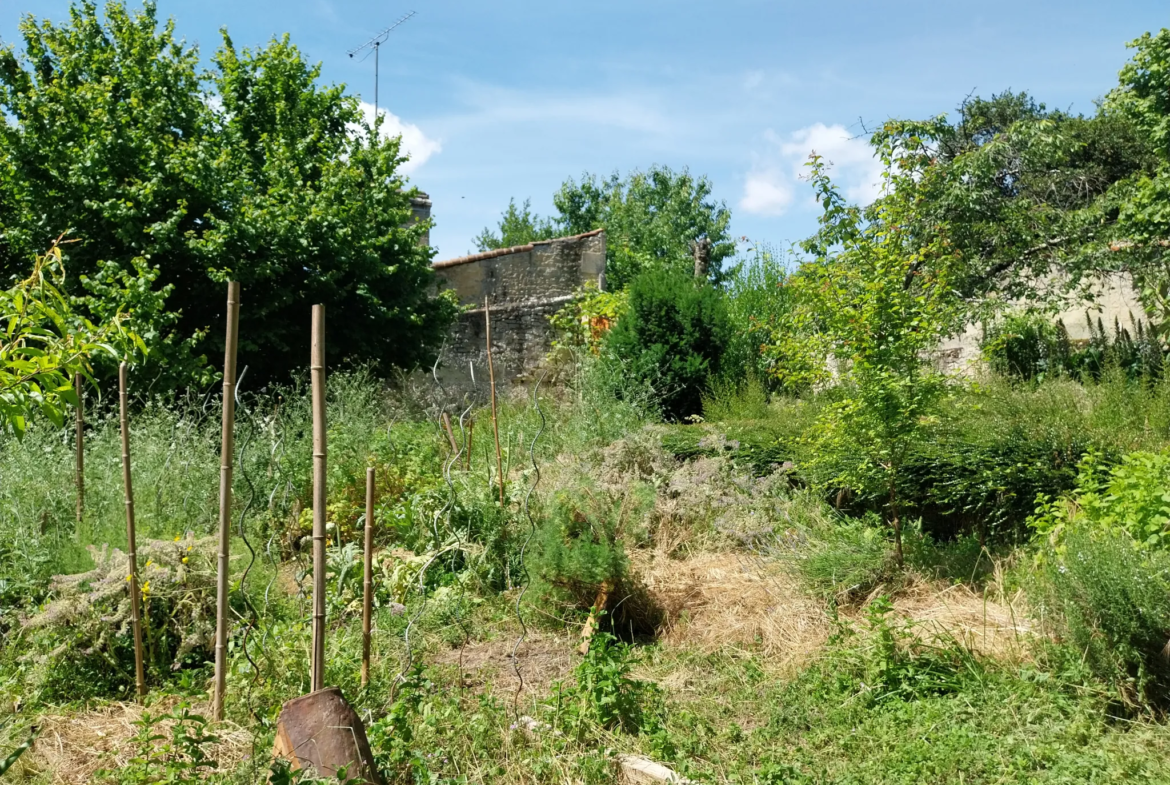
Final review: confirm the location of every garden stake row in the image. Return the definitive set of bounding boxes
[213,280,240,721]
[485,297,505,506]
[118,361,147,699]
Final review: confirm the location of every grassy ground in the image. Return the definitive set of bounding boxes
[2,367,1170,783]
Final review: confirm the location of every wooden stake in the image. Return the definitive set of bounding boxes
[440,412,457,454]
[119,362,147,698]
[577,580,612,655]
[212,281,240,721]
[74,372,84,526]
[310,305,327,693]
[361,467,375,688]
[485,298,505,506]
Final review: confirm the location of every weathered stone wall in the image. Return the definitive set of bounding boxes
[935,272,1152,375]
[430,230,606,394]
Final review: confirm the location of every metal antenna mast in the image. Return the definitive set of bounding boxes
[348,11,417,135]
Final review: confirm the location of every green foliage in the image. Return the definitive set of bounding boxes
[548,281,628,355]
[1,242,135,435]
[776,153,965,564]
[720,243,794,389]
[482,165,735,289]
[1031,449,1170,550]
[0,1,455,388]
[99,704,220,784]
[473,198,560,251]
[529,482,646,611]
[603,267,732,421]
[983,310,1166,382]
[1031,523,1170,710]
[552,633,667,740]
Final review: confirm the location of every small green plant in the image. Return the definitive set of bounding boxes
[99,704,219,783]
[551,632,667,740]
[603,267,733,421]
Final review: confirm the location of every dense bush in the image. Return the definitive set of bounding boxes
[603,268,732,421]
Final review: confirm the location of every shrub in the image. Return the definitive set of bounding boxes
[528,483,650,615]
[1031,524,1170,710]
[603,268,732,421]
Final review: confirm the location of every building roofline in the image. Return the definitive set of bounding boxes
[433,228,604,270]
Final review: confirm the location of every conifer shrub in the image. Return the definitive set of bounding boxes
[603,268,732,421]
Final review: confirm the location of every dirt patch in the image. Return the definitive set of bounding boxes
[433,634,577,698]
[23,697,252,784]
[630,549,833,669]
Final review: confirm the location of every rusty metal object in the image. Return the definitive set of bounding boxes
[273,687,383,784]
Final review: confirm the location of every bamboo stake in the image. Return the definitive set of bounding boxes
[119,362,147,699]
[74,373,84,526]
[310,305,327,693]
[361,467,375,687]
[212,281,240,721]
[485,298,504,506]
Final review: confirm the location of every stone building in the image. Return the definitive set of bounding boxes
[430,229,606,392]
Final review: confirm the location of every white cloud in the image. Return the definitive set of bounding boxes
[357,101,442,175]
[739,169,794,216]
[739,123,883,216]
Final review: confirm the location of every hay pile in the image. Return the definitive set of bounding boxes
[631,549,832,669]
[22,698,252,784]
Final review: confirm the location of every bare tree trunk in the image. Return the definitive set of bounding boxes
[888,479,904,568]
[692,236,712,280]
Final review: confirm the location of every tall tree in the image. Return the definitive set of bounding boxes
[477,165,734,289]
[0,1,455,386]
[473,198,559,251]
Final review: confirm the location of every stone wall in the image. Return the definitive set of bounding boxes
[935,273,1152,375]
[430,229,606,394]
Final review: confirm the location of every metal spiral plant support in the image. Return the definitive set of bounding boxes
[449,400,476,698]
[510,371,547,715]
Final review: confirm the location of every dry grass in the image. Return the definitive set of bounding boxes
[631,548,1034,667]
[433,632,578,699]
[21,697,252,784]
[630,549,832,670]
[887,577,1033,661]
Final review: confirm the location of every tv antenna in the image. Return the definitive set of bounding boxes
[348,10,417,134]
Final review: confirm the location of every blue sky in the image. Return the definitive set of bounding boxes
[1,1,1166,260]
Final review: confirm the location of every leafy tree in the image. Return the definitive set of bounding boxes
[604,267,732,421]
[1106,28,1170,324]
[772,154,965,566]
[1,240,136,436]
[472,198,559,251]
[0,1,455,387]
[478,165,734,289]
[871,91,1157,306]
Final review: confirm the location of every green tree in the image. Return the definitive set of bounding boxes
[773,154,965,565]
[604,267,732,421]
[1106,28,1170,324]
[478,165,734,289]
[871,91,1156,306]
[472,198,559,251]
[0,1,455,387]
